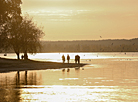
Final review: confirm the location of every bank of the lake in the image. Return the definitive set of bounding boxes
[0,58,87,73]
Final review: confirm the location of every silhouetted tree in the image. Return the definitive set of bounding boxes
[21,15,44,60]
[0,0,22,50]
[8,15,44,59]
[8,17,22,59]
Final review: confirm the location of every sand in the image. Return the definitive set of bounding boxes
[0,58,87,73]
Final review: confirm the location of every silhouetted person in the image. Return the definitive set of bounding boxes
[67,54,70,63]
[75,55,80,64]
[4,53,7,56]
[78,55,80,64]
[75,55,77,63]
[62,55,65,63]
[21,55,24,59]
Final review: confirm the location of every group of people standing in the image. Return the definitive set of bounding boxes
[62,54,80,64]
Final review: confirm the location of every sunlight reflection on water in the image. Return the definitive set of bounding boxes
[20,86,119,102]
[0,52,138,101]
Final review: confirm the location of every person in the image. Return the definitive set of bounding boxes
[75,55,80,64]
[21,55,24,59]
[75,55,77,63]
[4,53,7,56]
[62,55,65,63]
[78,55,80,64]
[67,54,70,63]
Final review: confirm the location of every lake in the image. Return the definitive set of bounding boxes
[0,52,138,102]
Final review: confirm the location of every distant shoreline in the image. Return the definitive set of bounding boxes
[0,58,87,73]
[1,38,138,53]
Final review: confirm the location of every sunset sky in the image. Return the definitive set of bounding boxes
[21,0,138,41]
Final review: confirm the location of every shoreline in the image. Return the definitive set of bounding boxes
[0,58,87,73]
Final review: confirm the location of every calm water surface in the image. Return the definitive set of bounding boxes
[0,52,138,102]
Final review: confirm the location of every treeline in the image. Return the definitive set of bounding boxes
[1,38,138,53]
[40,38,138,52]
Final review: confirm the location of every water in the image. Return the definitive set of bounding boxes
[0,52,138,102]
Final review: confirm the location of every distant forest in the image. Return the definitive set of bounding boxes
[40,38,138,52]
[2,38,138,53]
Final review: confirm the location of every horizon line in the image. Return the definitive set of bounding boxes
[41,37,138,42]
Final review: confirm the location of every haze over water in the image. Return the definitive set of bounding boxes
[0,52,138,101]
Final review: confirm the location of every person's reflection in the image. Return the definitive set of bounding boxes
[75,67,80,74]
[75,67,80,71]
[67,68,70,72]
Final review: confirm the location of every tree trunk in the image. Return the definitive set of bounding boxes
[16,52,20,59]
[24,53,28,60]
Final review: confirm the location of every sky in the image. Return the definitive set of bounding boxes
[21,0,138,41]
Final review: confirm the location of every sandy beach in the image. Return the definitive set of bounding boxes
[0,58,87,73]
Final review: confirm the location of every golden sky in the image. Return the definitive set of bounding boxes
[21,0,138,41]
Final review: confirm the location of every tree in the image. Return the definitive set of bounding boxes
[8,15,44,59]
[20,15,44,60]
[0,0,22,25]
[8,18,22,59]
[0,0,22,50]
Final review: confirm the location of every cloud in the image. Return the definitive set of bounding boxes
[23,10,98,22]
[21,0,138,40]
[22,0,138,21]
